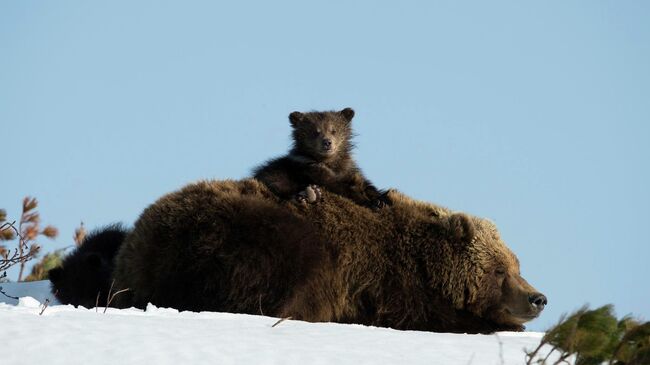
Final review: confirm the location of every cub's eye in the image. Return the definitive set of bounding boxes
[312,130,320,137]
[331,129,337,135]
[495,268,506,276]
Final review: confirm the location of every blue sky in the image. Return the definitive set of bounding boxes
[1,1,648,331]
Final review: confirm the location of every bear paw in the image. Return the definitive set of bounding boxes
[296,185,322,204]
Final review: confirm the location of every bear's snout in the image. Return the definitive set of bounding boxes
[529,292,547,311]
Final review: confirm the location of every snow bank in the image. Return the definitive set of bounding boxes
[0,280,59,306]
[1,281,553,365]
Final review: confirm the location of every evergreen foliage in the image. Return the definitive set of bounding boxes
[24,249,66,282]
[526,305,649,365]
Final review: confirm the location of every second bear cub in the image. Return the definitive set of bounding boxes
[253,107,388,208]
[49,224,129,308]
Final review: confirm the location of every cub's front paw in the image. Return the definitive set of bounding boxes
[295,185,322,204]
[304,185,322,203]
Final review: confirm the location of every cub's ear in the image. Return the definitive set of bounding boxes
[84,253,102,268]
[48,267,63,283]
[289,111,305,127]
[340,108,355,123]
[448,213,475,245]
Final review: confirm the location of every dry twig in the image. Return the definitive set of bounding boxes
[526,340,547,364]
[0,285,19,300]
[0,221,36,273]
[39,298,50,315]
[494,332,505,365]
[271,316,293,328]
[1,199,58,281]
[103,280,130,313]
[73,221,86,246]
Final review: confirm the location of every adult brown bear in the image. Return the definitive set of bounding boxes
[112,179,546,333]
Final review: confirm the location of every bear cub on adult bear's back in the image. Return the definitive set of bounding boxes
[49,224,129,308]
[253,108,389,208]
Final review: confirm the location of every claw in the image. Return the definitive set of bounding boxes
[295,193,309,205]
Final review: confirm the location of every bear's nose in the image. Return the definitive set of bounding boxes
[322,139,332,149]
[529,293,547,310]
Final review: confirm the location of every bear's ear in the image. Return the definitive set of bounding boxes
[84,253,102,268]
[448,213,476,246]
[340,108,355,123]
[289,111,305,127]
[48,267,63,283]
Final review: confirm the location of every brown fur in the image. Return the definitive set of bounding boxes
[253,108,388,207]
[112,179,545,333]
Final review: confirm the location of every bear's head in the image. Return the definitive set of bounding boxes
[48,225,127,308]
[49,252,114,308]
[439,213,547,330]
[289,108,355,161]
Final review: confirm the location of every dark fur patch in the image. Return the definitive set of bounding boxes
[49,224,129,308]
[340,107,355,122]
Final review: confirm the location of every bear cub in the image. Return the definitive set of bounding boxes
[48,224,129,308]
[253,108,389,208]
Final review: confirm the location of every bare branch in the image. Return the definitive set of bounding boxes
[103,280,130,313]
[525,341,547,365]
[39,298,50,315]
[0,285,19,300]
[104,289,130,313]
[0,220,40,274]
[0,221,12,232]
[271,316,293,328]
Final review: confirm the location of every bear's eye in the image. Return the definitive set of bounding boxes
[331,129,337,135]
[312,130,320,137]
[495,268,506,276]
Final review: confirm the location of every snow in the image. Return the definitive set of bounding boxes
[0,280,57,306]
[1,281,555,365]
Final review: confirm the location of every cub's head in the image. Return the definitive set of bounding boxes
[49,252,114,309]
[289,108,355,161]
[48,225,127,308]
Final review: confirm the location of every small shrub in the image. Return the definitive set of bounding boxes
[24,249,66,282]
[526,305,649,365]
[0,197,58,281]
